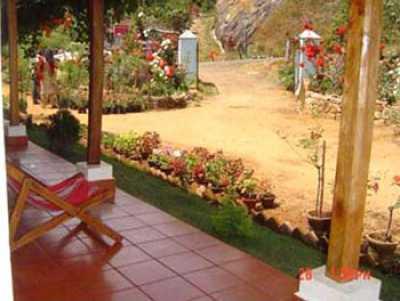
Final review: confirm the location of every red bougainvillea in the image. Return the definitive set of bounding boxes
[336,25,347,37]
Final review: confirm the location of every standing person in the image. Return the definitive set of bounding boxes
[33,50,45,105]
[42,49,58,107]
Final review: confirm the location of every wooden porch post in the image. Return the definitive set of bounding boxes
[87,0,104,165]
[7,0,19,126]
[326,0,383,282]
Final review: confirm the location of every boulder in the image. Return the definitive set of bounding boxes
[215,0,282,50]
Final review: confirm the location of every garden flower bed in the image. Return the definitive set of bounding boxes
[96,129,278,213]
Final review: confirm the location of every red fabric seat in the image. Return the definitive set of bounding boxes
[8,173,100,211]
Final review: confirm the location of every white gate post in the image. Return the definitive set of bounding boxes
[178,30,199,83]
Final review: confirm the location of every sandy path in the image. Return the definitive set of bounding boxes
[26,60,400,237]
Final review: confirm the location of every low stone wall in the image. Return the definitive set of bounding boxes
[305,91,400,138]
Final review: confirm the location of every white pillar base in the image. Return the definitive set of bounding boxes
[295,266,381,301]
[76,161,113,182]
[5,124,26,137]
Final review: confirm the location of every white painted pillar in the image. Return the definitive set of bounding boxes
[0,10,15,300]
[178,30,198,82]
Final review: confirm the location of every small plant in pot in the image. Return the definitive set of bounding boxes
[205,153,230,193]
[306,140,332,237]
[367,197,400,260]
[256,181,277,209]
[236,171,261,210]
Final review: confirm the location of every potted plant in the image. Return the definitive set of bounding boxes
[136,131,161,160]
[256,181,277,209]
[367,197,400,260]
[236,172,261,210]
[307,140,332,236]
[205,154,230,193]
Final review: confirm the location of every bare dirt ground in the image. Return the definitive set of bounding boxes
[25,60,400,239]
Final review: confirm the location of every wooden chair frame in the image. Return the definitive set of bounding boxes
[7,162,123,252]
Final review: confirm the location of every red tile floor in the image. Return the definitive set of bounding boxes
[8,143,299,301]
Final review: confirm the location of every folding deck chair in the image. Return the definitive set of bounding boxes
[6,161,123,252]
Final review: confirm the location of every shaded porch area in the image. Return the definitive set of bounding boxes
[9,142,298,301]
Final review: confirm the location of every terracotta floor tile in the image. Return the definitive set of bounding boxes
[195,243,248,264]
[56,252,112,271]
[184,267,244,294]
[153,221,199,237]
[108,245,151,268]
[138,238,189,258]
[160,251,215,274]
[119,259,176,285]
[212,285,269,301]
[90,287,152,301]
[191,296,215,301]
[141,276,205,301]
[41,238,92,259]
[80,233,130,252]
[36,227,78,247]
[11,242,50,267]
[12,262,64,291]
[89,203,130,220]
[253,274,299,301]
[122,227,166,244]
[14,281,86,301]
[104,216,147,231]
[78,269,133,294]
[122,203,161,216]
[221,257,279,284]
[136,211,178,225]
[173,232,221,250]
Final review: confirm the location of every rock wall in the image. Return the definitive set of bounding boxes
[215,0,282,48]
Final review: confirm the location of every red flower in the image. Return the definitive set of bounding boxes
[394,176,400,186]
[305,44,320,59]
[145,51,154,62]
[304,21,313,30]
[336,25,347,37]
[316,56,325,67]
[64,16,73,28]
[333,44,343,54]
[380,43,385,51]
[165,65,175,78]
[159,59,166,68]
[299,63,305,68]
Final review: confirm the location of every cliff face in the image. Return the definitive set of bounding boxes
[215,0,282,48]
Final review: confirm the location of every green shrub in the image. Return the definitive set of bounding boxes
[112,132,140,157]
[47,110,81,154]
[278,63,295,91]
[19,97,28,114]
[102,132,116,149]
[211,195,253,239]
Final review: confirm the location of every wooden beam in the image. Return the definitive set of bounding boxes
[87,0,105,165]
[7,0,19,126]
[326,0,383,282]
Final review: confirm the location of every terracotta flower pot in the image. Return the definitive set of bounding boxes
[242,197,261,211]
[366,232,398,260]
[259,193,276,209]
[307,210,332,237]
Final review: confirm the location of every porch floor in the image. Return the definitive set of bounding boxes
[8,142,299,301]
